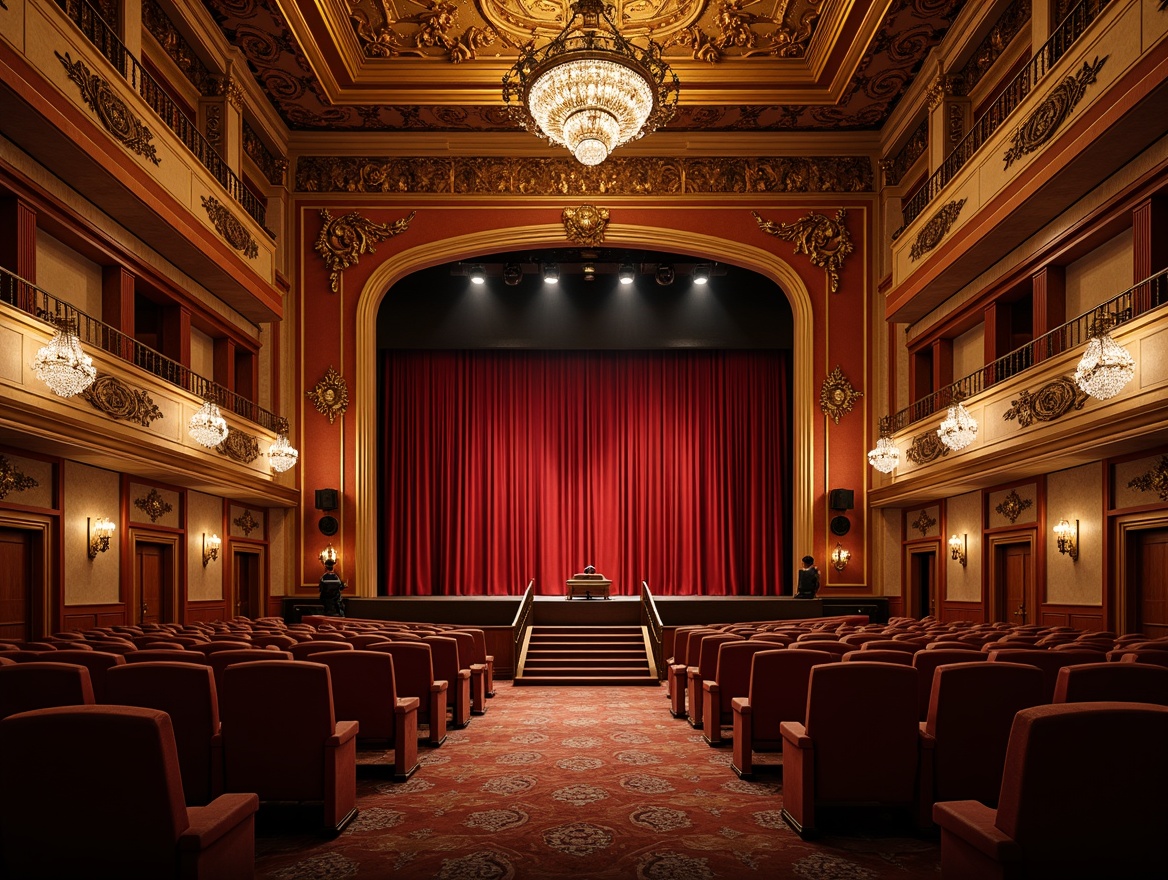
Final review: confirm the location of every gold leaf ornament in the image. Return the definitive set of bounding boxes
[308,367,349,424]
[315,209,415,293]
[819,365,862,424]
[752,209,853,293]
[561,205,610,245]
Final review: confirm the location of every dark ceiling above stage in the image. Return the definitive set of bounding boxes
[377,249,793,350]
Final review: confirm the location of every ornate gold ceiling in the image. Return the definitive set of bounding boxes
[204,0,965,131]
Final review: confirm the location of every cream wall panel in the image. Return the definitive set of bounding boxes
[191,327,214,382]
[907,505,941,539]
[0,453,54,510]
[1114,453,1168,510]
[945,491,981,602]
[0,325,27,385]
[188,491,224,602]
[1045,463,1103,606]
[35,230,103,317]
[228,504,266,541]
[63,461,120,605]
[127,482,181,529]
[1064,229,1133,319]
[269,508,289,596]
[953,324,984,382]
[988,483,1038,528]
[1139,326,1168,388]
[880,508,902,596]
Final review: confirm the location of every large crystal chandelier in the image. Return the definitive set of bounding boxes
[31,316,96,398]
[937,401,978,451]
[867,420,901,474]
[267,418,299,473]
[1074,317,1134,400]
[188,396,228,448]
[502,0,679,166]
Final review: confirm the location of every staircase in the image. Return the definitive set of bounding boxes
[514,625,660,686]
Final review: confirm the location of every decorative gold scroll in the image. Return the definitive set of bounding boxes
[308,366,349,424]
[752,208,853,293]
[1003,56,1107,169]
[233,509,260,536]
[134,488,173,523]
[911,509,937,536]
[201,196,259,259]
[1003,375,1088,428]
[315,209,416,293]
[216,430,260,464]
[819,365,862,425]
[910,199,965,262]
[1128,456,1168,502]
[561,205,610,245]
[995,489,1033,524]
[55,52,161,166]
[905,430,950,465]
[0,455,39,500]
[81,374,164,426]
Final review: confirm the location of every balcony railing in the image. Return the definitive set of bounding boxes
[896,0,1111,234]
[55,0,270,232]
[0,267,284,434]
[886,267,1168,433]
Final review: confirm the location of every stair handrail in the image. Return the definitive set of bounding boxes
[640,581,665,680]
[511,579,535,671]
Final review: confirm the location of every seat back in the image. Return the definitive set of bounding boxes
[844,648,913,665]
[444,631,477,668]
[912,649,985,721]
[0,662,95,719]
[206,649,292,694]
[804,662,920,803]
[289,640,354,660]
[44,650,125,701]
[368,642,438,712]
[1053,661,1168,705]
[421,635,464,686]
[988,648,1099,700]
[859,639,917,653]
[711,641,775,715]
[220,660,336,801]
[0,704,188,878]
[924,661,1045,805]
[995,702,1168,872]
[104,662,221,806]
[124,649,201,664]
[682,629,721,666]
[694,634,742,681]
[792,639,852,658]
[314,650,399,741]
[452,628,490,665]
[747,648,833,741]
[191,640,253,655]
[1119,648,1168,668]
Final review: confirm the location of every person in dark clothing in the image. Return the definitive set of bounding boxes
[795,555,820,598]
[318,560,345,617]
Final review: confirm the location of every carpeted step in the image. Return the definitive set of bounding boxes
[512,674,661,686]
[517,625,659,686]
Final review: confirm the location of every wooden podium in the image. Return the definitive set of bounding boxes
[566,573,611,599]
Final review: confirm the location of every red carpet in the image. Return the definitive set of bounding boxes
[256,683,940,879]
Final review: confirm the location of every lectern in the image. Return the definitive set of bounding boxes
[566,566,611,599]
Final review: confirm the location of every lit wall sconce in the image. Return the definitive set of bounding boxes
[319,545,339,565]
[1054,518,1079,561]
[949,533,967,567]
[831,542,851,571]
[87,515,115,559]
[202,533,221,567]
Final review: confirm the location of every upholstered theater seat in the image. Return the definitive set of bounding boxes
[369,641,449,746]
[452,628,495,699]
[730,648,833,779]
[780,662,919,837]
[987,648,1103,700]
[686,633,743,728]
[444,630,487,714]
[422,635,471,728]
[125,649,203,664]
[934,702,1168,879]
[668,628,718,717]
[105,661,225,806]
[0,704,257,879]
[288,640,353,660]
[1053,661,1168,705]
[701,640,775,746]
[0,661,95,719]
[843,648,913,665]
[917,661,1044,829]
[220,660,357,833]
[44,649,125,701]
[205,649,293,703]
[911,649,988,721]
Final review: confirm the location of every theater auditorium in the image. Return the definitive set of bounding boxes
[1,0,1168,875]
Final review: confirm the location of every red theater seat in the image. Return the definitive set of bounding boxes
[934,702,1168,879]
[912,650,987,721]
[701,640,777,746]
[987,648,1103,701]
[444,630,487,714]
[0,704,257,879]
[221,660,358,833]
[687,633,743,728]
[668,628,716,717]
[1053,661,1168,705]
[45,649,125,701]
[780,662,919,837]
[452,628,495,700]
[289,640,353,660]
[422,635,471,728]
[369,641,449,746]
[0,662,95,719]
[844,648,913,665]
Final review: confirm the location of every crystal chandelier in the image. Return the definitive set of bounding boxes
[867,422,901,473]
[31,316,96,398]
[267,418,299,473]
[188,396,228,448]
[937,401,978,451]
[1074,318,1134,400]
[502,0,679,166]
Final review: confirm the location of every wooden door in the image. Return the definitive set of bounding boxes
[136,543,167,625]
[909,549,936,619]
[999,543,1033,625]
[0,527,32,640]
[1135,527,1168,639]
[233,550,262,620]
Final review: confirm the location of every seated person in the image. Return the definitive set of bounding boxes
[795,555,820,598]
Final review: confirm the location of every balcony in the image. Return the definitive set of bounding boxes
[871,269,1168,505]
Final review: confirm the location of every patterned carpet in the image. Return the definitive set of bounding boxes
[255,683,940,879]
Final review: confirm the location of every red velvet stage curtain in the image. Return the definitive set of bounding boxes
[381,350,789,596]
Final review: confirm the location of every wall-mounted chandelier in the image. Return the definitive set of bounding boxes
[502,0,679,166]
[31,315,96,398]
[1074,313,1134,400]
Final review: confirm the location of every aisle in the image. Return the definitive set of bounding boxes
[255,683,939,879]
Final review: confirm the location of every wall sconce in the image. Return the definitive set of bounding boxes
[87,515,115,559]
[319,545,339,565]
[1054,518,1079,561]
[202,533,221,567]
[949,533,967,567]
[831,542,851,571]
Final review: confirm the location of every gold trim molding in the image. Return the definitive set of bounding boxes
[752,209,853,293]
[315,208,416,293]
[309,366,349,424]
[819,365,862,424]
[55,51,161,166]
[561,205,609,245]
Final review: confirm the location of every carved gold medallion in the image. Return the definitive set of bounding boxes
[308,367,349,424]
[561,205,610,245]
[819,366,862,425]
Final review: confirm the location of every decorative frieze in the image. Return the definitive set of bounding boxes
[81,374,164,426]
[56,52,161,166]
[1128,456,1168,502]
[1003,376,1088,428]
[0,454,39,500]
[909,199,965,261]
[217,429,260,464]
[905,430,950,465]
[201,196,259,259]
[561,205,609,245]
[1003,56,1107,169]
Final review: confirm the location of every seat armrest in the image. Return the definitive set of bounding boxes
[779,721,811,748]
[328,720,360,746]
[432,679,448,693]
[702,679,717,694]
[731,696,750,713]
[456,669,471,680]
[470,663,487,673]
[918,727,936,751]
[180,793,259,851]
[933,801,1021,862]
[396,696,421,713]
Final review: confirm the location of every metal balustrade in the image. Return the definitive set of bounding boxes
[55,0,270,232]
[885,267,1168,433]
[1,266,284,434]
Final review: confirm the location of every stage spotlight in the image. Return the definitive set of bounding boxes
[655,263,675,286]
[469,263,486,285]
[692,264,711,285]
[582,262,596,282]
[503,262,523,286]
[618,263,635,285]
[542,262,559,284]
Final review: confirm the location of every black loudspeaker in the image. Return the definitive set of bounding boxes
[830,515,851,536]
[829,488,854,511]
[315,488,339,511]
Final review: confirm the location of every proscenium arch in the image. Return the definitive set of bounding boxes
[353,224,815,597]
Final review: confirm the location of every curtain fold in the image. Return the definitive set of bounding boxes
[381,350,789,596]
